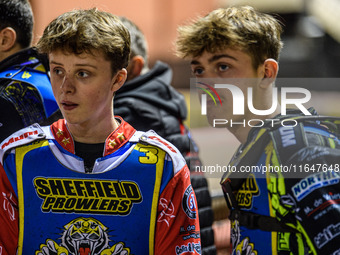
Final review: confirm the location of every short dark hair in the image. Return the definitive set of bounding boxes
[176,6,283,69]
[0,0,33,49]
[119,16,148,67]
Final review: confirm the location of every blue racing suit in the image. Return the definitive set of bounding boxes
[0,117,201,255]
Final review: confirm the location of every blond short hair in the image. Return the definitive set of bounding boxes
[175,6,283,69]
[37,8,130,74]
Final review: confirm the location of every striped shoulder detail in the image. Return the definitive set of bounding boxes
[0,124,52,164]
[137,130,186,175]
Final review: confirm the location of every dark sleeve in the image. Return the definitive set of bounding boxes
[285,146,340,254]
[0,97,24,142]
[114,97,164,134]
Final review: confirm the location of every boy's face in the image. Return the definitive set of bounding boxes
[49,49,123,127]
[191,48,266,124]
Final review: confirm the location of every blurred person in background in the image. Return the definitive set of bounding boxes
[115,16,217,255]
[176,5,340,255]
[0,0,60,143]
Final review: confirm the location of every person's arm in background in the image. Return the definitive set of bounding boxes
[0,97,24,143]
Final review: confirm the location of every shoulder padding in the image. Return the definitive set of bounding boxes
[130,130,187,175]
[0,123,53,164]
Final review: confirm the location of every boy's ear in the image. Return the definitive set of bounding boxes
[126,55,145,81]
[111,68,127,92]
[260,58,278,88]
[0,27,17,52]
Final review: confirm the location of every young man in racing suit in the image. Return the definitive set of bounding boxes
[0,8,201,255]
[0,0,60,142]
[175,5,340,255]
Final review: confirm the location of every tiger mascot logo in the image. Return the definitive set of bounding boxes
[35,217,131,255]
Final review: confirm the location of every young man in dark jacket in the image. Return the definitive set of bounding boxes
[115,17,216,255]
